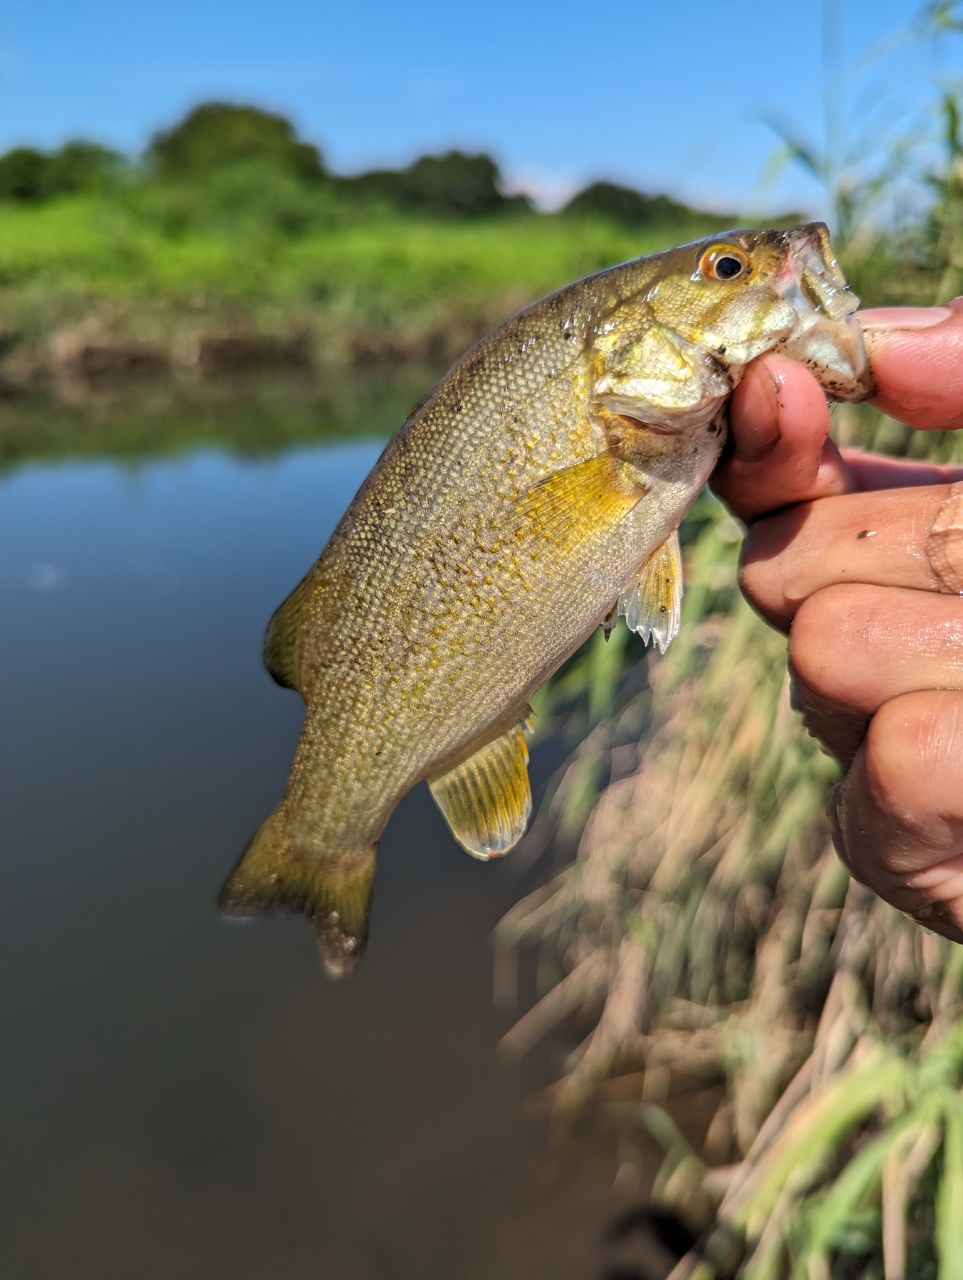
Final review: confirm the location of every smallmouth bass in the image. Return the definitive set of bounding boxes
[220,222,871,974]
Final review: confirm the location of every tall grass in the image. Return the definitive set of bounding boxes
[495,82,963,1280]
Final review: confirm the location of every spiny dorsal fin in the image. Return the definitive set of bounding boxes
[619,529,683,654]
[514,453,644,553]
[428,719,532,860]
[219,807,377,978]
[262,571,317,693]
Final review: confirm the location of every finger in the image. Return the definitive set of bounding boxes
[789,671,870,768]
[841,449,963,492]
[787,579,963,768]
[831,689,963,944]
[860,299,963,430]
[716,301,963,524]
[740,484,952,632]
[712,355,854,522]
[789,583,963,725]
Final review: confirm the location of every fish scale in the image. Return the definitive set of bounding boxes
[220,222,873,975]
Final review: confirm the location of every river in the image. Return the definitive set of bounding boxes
[0,373,671,1280]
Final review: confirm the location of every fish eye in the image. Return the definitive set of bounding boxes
[699,246,750,282]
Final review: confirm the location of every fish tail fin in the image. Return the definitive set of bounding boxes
[218,808,377,978]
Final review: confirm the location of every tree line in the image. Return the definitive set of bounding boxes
[0,102,698,226]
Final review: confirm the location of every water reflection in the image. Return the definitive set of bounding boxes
[0,364,437,470]
[0,424,643,1278]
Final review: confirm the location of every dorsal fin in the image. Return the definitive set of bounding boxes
[428,718,533,860]
[619,529,683,653]
[262,571,317,692]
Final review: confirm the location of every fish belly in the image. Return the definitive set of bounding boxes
[288,446,719,852]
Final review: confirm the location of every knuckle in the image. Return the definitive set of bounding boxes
[788,584,867,693]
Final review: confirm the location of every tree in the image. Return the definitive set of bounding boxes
[0,149,49,200]
[147,103,325,182]
[342,151,530,217]
[0,141,125,200]
[563,180,693,226]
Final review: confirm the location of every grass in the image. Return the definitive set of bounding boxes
[0,190,730,375]
[493,101,963,1277]
[498,482,963,1277]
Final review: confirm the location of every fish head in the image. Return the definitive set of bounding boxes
[591,222,872,434]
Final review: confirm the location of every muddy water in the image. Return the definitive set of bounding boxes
[0,381,669,1279]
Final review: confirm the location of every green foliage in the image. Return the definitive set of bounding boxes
[500,496,963,1279]
[562,180,696,228]
[340,149,531,218]
[0,100,732,382]
[0,193,730,378]
[0,141,125,201]
[0,149,49,200]
[146,102,325,182]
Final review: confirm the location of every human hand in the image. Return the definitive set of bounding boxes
[712,300,963,942]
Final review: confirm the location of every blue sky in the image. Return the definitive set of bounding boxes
[1,0,959,217]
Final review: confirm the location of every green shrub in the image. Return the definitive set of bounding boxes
[340,149,531,218]
[562,180,697,227]
[146,102,325,183]
[0,141,125,201]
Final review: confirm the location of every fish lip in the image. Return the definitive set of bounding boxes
[786,220,831,255]
[778,222,859,320]
[772,224,874,402]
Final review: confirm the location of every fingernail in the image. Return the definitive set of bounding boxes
[734,359,781,462]
[859,305,952,331]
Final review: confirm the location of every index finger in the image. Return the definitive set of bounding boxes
[861,298,963,429]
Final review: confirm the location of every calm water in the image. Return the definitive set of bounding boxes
[0,382,654,1279]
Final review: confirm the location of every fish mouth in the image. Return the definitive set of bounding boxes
[772,222,874,402]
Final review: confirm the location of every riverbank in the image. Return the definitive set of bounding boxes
[0,195,731,384]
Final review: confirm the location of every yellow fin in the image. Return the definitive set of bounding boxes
[219,807,377,978]
[619,529,683,654]
[428,719,533,860]
[262,571,317,693]
[515,452,644,551]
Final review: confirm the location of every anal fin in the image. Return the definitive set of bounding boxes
[218,807,377,979]
[619,529,683,654]
[428,719,532,860]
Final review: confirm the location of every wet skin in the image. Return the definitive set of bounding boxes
[713,299,963,942]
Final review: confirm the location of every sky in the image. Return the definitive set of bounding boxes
[1,0,960,218]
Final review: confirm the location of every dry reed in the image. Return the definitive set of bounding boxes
[497,433,963,1275]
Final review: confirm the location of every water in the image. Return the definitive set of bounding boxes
[0,380,648,1280]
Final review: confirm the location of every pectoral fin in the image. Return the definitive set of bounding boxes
[619,529,683,653]
[428,719,533,860]
[514,452,644,552]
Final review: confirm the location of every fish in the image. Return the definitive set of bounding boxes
[219,221,872,975]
